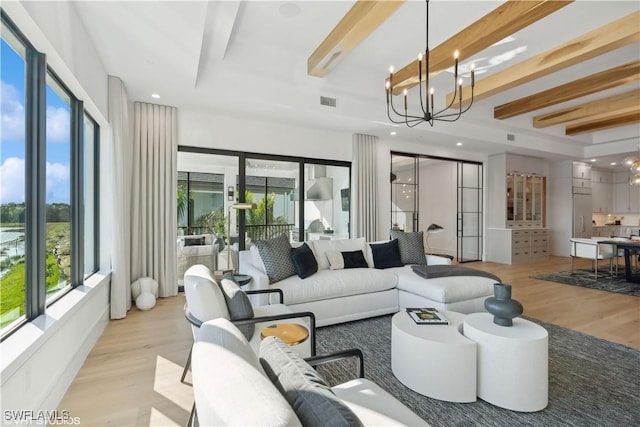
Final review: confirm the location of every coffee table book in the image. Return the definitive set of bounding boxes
[406,307,449,325]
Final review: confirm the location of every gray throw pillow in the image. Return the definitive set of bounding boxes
[255,234,296,283]
[219,274,255,340]
[390,230,427,265]
[259,337,363,427]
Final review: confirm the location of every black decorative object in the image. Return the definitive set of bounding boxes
[484,283,523,327]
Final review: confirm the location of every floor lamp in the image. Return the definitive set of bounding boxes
[227,202,257,271]
[426,224,444,255]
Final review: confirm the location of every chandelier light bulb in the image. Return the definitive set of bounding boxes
[389,66,394,74]
[454,50,459,59]
[418,52,423,61]
[458,78,463,86]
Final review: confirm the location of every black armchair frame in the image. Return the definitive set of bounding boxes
[181,287,316,383]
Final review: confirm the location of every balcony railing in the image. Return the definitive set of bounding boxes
[246,223,295,242]
[178,224,295,243]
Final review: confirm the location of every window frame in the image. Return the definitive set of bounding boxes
[0,12,100,340]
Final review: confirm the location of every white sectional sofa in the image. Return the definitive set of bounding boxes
[239,237,497,327]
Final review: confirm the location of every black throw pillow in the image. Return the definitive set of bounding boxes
[184,235,205,246]
[369,239,403,269]
[342,250,368,269]
[289,243,318,279]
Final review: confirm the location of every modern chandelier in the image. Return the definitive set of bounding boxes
[624,146,640,185]
[385,0,475,127]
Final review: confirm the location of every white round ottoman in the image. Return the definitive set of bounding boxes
[463,312,548,412]
[391,310,477,403]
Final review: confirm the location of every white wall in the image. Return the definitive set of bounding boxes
[0,2,111,418]
[179,109,352,161]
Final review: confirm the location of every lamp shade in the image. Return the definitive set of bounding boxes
[427,224,444,233]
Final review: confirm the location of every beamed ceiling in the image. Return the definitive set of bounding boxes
[70,0,640,169]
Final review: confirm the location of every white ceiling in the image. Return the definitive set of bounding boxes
[73,0,640,170]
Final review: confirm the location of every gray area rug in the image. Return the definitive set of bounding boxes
[315,314,640,427]
[532,268,640,297]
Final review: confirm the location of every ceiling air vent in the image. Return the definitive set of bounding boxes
[320,96,337,107]
[507,133,516,142]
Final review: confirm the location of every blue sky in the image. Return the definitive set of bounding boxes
[1,38,71,205]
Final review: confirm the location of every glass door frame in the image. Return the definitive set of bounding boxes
[178,146,352,248]
[390,151,484,262]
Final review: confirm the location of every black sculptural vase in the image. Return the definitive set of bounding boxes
[484,283,523,327]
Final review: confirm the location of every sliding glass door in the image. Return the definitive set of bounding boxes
[457,163,483,262]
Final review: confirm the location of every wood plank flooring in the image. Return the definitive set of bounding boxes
[57,256,639,426]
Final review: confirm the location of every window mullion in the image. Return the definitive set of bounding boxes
[25,49,47,319]
[71,99,83,286]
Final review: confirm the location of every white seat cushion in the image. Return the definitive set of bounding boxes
[333,378,429,426]
[392,265,494,304]
[274,268,398,305]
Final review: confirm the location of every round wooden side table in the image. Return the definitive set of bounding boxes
[260,323,309,346]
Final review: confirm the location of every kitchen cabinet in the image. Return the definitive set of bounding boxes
[572,162,591,189]
[591,169,613,213]
[487,154,548,265]
[613,171,640,213]
[506,173,545,228]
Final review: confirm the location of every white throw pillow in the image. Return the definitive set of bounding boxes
[308,238,366,270]
[326,251,345,270]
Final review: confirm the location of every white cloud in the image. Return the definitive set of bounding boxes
[46,161,70,202]
[1,81,25,142]
[46,106,70,143]
[0,157,25,203]
[0,157,70,204]
[1,80,71,144]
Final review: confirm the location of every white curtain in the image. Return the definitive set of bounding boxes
[108,76,133,319]
[352,134,378,241]
[131,102,178,298]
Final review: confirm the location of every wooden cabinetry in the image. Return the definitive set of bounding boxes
[487,154,549,265]
[511,229,549,263]
[591,169,613,213]
[506,173,545,228]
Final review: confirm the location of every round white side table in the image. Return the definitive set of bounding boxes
[463,312,548,412]
[391,310,477,403]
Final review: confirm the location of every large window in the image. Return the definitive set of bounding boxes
[177,171,225,236]
[177,148,351,249]
[245,159,298,242]
[0,14,99,337]
[0,23,27,331]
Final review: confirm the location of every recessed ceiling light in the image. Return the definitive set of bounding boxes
[390,131,397,136]
[610,162,617,166]
[151,93,160,99]
[590,159,596,162]
[456,142,463,146]
[279,3,301,18]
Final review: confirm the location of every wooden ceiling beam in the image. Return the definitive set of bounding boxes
[533,89,640,128]
[308,0,404,78]
[447,10,640,107]
[389,0,572,95]
[565,109,640,136]
[495,61,640,120]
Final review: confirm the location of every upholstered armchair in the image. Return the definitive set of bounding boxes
[180,264,316,383]
[177,234,220,284]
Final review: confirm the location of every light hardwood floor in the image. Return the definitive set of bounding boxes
[58,256,639,426]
